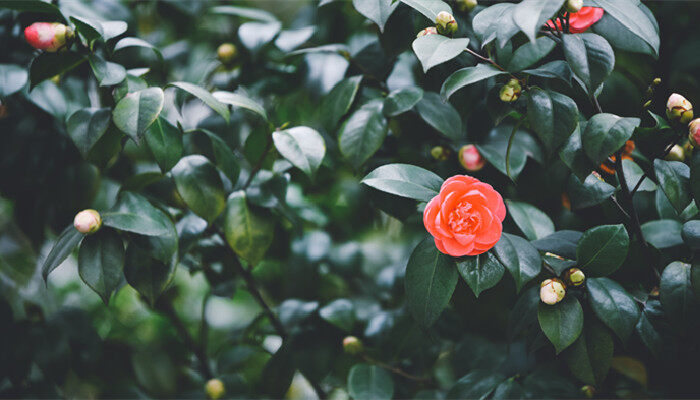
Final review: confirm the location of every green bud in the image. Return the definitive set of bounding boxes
[580,385,596,398]
[653,78,661,86]
[205,379,225,400]
[456,0,478,12]
[665,144,685,162]
[430,146,450,161]
[564,268,585,286]
[666,93,694,125]
[435,11,457,35]
[217,43,238,65]
[343,336,364,355]
[499,78,522,103]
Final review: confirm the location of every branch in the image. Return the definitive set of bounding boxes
[362,355,432,383]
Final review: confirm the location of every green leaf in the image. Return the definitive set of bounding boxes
[577,224,629,277]
[78,229,125,304]
[457,251,505,297]
[322,75,362,129]
[513,0,566,43]
[523,60,573,85]
[472,3,519,48]
[527,88,578,155]
[238,21,282,51]
[213,91,269,121]
[682,220,700,249]
[145,118,183,173]
[338,100,388,168]
[412,35,469,73]
[169,81,229,122]
[447,370,505,399]
[193,129,241,184]
[362,163,444,202]
[635,308,664,359]
[477,125,542,180]
[690,152,700,204]
[399,0,451,21]
[567,173,616,210]
[589,0,659,56]
[41,225,84,280]
[172,155,226,223]
[29,51,86,89]
[0,64,28,97]
[562,33,615,95]
[0,0,63,16]
[581,113,640,166]
[564,322,613,386]
[560,124,596,181]
[622,159,657,192]
[415,92,462,140]
[113,37,164,62]
[532,230,582,260]
[586,277,640,342]
[383,87,423,117]
[124,242,175,305]
[508,37,556,71]
[273,127,325,178]
[88,54,126,86]
[441,63,506,100]
[641,220,683,249]
[103,192,172,236]
[71,16,103,46]
[538,296,584,354]
[660,261,699,328]
[66,107,112,157]
[209,5,278,22]
[492,233,541,292]
[224,191,275,266]
[405,237,458,327]
[319,299,355,332]
[506,200,555,240]
[112,87,164,141]
[101,21,128,41]
[352,0,399,33]
[654,159,691,214]
[508,287,540,340]
[347,364,394,400]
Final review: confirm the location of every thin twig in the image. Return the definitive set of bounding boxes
[630,175,647,196]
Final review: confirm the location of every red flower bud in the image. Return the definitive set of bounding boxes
[24,22,72,52]
[689,119,700,148]
[458,144,485,172]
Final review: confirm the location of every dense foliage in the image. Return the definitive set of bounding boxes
[2,0,700,398]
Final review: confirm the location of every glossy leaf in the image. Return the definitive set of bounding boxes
[564,321,613,386]
[103,191,172,236]
[399,0,451,21]
[641,220,683,249]
[78,229,125,304]
[347,364,394,400]
[508,37,556,71]
[415,92,462,140]
[362,163,444,202]
[322,75,362,128]
[66,108,112,157]
[660,262,698,328]
[562,33,615,95]
[538,296,584,354]
[169,81,229,122]
[383,87,423,117]
[319,299,355,332]
[447,370,505,399]
[273,127,326,178]
[654,159,691,214]
[513,0,566,43]
[41,225,84,280]
[441,63,505,100]
[532,230,582,260]
[0,64,28,97]
[589,0,659,56]
[88,54,126,86]
[457,251,505,297]
[472,3,519,48]
[576,224,629,277]
[682,220,700,249]
[506,200,555,240]
[523,60,573,84]
[172,155,226,223]
[224,191,275,266]
[567,173,616,210]
[527,88,578,155]
[405,238,458,327]
[112,87,164,141]
[412,35,469,73]
[213,91,268,121]
[29,52,86,89]
[581,113,640,166]
[145,118,183,173]
[352,0,399,33]
[492,233,541,292]
[124,242,175,305]
[338,100,387,168]
[587,277,640,342]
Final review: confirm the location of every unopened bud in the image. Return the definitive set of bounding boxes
[343,336,364,355]
[653,78,661,86]
[665,144,685,162]
[499,79,522,103]
[416,26,438,38]
[458,144,485,171]
[456,0,478,12]
[73,209,101,234]
[564,268,585,286]
[689,119,700,148]
[565,0,583,13]
[431,146,450,161]
[435,11,457,35]
[540,278,566,305]
[666,93,694,125]
[217,43,237,65]
[24,22,72,52]
[581,385,596,398]
[205,379,225,400]
[684,140,694,157]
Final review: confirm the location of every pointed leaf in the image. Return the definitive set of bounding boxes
[457,251,505,297]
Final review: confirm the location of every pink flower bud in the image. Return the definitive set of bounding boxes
[458,144,485,172]
[416,26,438,38]
[540,278,566,305]
[689,119,700,148]
[24,22,72,52]
[435,11,457,35]
[73,209,101,234]
[666,93,694,125]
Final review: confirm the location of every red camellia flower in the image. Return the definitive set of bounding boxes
[24,22,70,52]
[423,175,506,257]
[546,7,604,34]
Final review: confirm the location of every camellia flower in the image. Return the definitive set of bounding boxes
[423,175,506,257]
[458,144,485,171]
[546,7,604,34]
[24,22,72,52]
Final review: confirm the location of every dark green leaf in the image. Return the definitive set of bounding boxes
[532,230,582,260]
[112,87,164,141]
[492,233,541,292]
[508,37,556,71]
[347,363,394,400]
[415,92,463,140]
[194,129,240,184]
[145,118,183,173]
[538,296,584,354]
[272,127,326,178]
[213,91,269,121]
[224,191,274,266]
[690,151,700,204]
[29,52,86,89]
[0,64,28,97]
[1,0,63,16]
[352,0,398,32]
[447,370,505,400]
[587,277,640,342]
[564,321,613,386]
[508,287,540,340]
[66,108,112,158]
[113,37,164,62]
[412,35,469,73]
[655,159,691,214]
[88,54,126,86]
[513,0,566,42]
[209,5,278,22]
[78,229,125,304]
[506,200,555,240]
[338,100,387,168]
[642,220,683,249]
[577,224,629,277]
[383,87,423,117]
[562,33,615,95]
[588,0,659,56]
[472,3,519,48]
[441,63,506,100]
[124,243,175,305]
[660,262,699,328]
[41,225,84,280]
[399,0,451,21]
[103,191,172,236]
[581,113,640,166]
[560,124,596,181]
[622,159,657,192]
[567,173,616,210]
[457,251,505,297]
[527,88,578,155]
[319,299,355,332]
[172,155,226,223]
[362,163,443,202]
[169,81,229,123]
[523,60,573,84]
[682,220,700,249]
[405,238,458,327]
[322,75,362,129]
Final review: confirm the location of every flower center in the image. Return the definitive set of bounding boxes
[448,201,480,233]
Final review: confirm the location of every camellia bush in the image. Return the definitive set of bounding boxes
[2,0,700,398]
